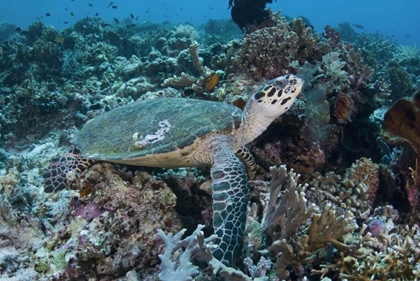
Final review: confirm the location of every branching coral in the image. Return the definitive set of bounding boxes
[306,157,380,218]
[157,225,215,280]
[258,166,363,279]
[263,166,316,244]
[157,224,251,281]
[262,166,317,279]
[355,33,396,67]
[316,224,420,280]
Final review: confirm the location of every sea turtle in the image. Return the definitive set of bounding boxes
[43,74,303,265]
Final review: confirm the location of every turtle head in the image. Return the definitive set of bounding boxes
[235,74,303,148]
[251,74,303,119]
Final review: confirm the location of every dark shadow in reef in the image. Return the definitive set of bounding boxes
[228,0,274,30]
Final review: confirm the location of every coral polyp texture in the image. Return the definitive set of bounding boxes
[0,8,419,281]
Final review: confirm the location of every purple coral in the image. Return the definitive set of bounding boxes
[367,219,386,237]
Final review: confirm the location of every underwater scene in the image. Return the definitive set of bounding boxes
[0,0,419,280]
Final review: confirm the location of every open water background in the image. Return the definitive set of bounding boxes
[0,0,418,45]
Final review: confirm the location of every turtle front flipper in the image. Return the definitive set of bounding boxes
[42,149,95,193]
[211,146,248,265]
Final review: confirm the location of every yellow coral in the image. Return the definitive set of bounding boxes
[205,72,219,91]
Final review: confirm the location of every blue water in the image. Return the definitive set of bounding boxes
[0,0,419,45]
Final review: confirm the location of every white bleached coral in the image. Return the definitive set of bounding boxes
[322,51,348,86]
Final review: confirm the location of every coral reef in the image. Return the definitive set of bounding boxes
[157,166,420,280]
[334,92,355,124]
[226,20,299,80]
[335,21,359,43]
[355,33,397,67]
[323,25,341,49]
[393,44,420,62]
[382,90,420,211]
[0,22,18,43]
[0,10,419,280]
[386,61,414,100]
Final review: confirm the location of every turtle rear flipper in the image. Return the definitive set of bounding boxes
[211,144,248,265]
[42,149,95,193]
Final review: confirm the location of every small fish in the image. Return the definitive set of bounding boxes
[130,13,134,19]
[352,23,364,29]
[65,7,67,11]
[107,2,113,8]
[88,3,93,7]
[56,37,65,44]
[95,12,99,16]
[70,12,75,16]
[112,5,117,9]
[114,18,119,23]
[46,13,51,17]
[64,21,68,24]
[15,27,22,32]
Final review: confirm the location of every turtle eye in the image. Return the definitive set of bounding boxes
[273,77,287,89]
